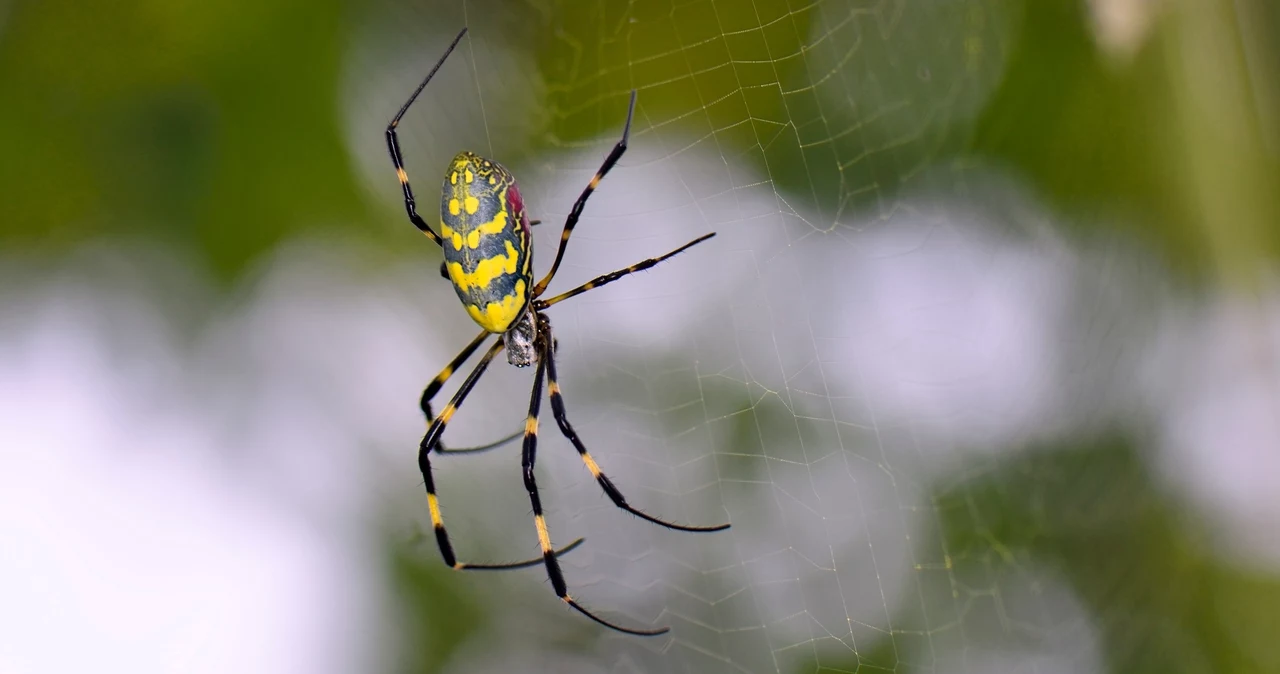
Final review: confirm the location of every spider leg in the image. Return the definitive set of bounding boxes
[386,27,468,247]
[520,344,669,636]
[419,337,583,570]
[534,232,715,310]
[532,91,637,298]
[540,315,729,533]
[420,330,523,455]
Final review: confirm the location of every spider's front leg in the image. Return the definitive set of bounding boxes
[419,329,523,455]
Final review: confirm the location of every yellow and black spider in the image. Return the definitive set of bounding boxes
[385,28,729,636]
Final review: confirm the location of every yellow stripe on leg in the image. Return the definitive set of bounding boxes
[438,403,456,424]
[427,493,443,527]
[434,366,454,385]
[534,514,552,553]
[582,452,602,478]
[525,415,538,435]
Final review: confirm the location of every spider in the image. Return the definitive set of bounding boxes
[385,27,730,636]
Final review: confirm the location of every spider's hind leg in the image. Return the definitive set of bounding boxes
[539,314,730,533]
[418,336,583,570]
[514,336,669,636]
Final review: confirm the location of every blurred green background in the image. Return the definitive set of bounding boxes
[2,0,1278,672]
[5,0,1274,278]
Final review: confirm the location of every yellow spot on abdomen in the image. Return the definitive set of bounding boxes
[466,230,481,249]
[447,240,519,291]
[464,169,474,183]
[477,211,507,236]
[450,171,458,185]
[463,279,527,333]
[464,196,479,215]
[448,198,460,216]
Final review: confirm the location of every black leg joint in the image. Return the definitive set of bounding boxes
[434,526,457,568]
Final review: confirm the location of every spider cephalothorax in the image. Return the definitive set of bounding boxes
[503,308,536,367]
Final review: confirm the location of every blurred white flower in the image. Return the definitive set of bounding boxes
[1088,0,1163,64]
[0,253,387,674]
[1146,283,1280,568]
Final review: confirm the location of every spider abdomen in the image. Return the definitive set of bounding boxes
[439,151,533,333]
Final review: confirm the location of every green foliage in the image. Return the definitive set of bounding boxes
[3,0,1274,277]
[388,531,487,674]
[934,438,1280,673]
[0,0,365,277]
[793,438,1280,674]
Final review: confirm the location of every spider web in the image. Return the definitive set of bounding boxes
[2,1,1276,672]
[340,1,1259,672]
[337,0,1075,670]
